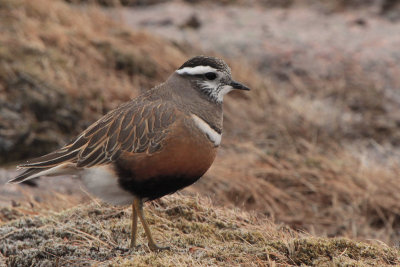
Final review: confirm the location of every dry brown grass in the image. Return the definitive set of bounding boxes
[1,0,400,264]
[1,195,399,266]
[0,0,188,162]
[209,64,400,244]
[192,142,400,244]
[202,32,400,245]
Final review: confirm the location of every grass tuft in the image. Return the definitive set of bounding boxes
[2,195,398,266]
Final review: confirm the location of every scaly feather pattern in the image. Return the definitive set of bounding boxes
[9,97,176,183]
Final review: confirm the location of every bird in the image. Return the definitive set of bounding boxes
[8,55,250,251]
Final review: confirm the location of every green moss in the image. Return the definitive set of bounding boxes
[1,195,398,266]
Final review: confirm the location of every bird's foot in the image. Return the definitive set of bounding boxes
[130,240,136,249]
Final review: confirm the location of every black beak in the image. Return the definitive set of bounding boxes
[230,80,251,91]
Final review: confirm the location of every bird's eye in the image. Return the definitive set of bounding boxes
[204,72,217,80]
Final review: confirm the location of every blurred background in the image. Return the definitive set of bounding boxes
[1,0,400,247]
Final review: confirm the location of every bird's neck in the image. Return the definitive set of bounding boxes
[165,74,224,133]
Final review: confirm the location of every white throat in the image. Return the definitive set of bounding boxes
[216,85,233,102]
[198,82,233,103]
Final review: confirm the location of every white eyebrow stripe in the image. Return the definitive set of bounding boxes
[191,114,221,146]
[176,66,218,75]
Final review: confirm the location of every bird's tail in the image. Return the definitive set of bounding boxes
[7,148,79,184]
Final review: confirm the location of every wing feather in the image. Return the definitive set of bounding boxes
[11,98,177,183]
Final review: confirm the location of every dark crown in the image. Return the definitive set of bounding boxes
[178,56,230,73]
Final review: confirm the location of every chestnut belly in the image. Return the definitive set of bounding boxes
[113,119,218,201]
[114,145,216,201]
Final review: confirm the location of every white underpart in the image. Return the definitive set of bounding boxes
[176,65,218,75]
[191,114,221,146]
[82,166,133,206]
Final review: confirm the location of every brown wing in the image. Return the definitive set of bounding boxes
[17,98,177,170]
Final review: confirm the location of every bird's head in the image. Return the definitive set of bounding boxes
[175,56,250,103]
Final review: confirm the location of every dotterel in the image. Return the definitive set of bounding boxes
[8,55,250,251]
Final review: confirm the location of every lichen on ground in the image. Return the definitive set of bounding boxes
[1,195,399,266]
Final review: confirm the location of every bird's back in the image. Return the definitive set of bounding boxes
[8,86,175,183]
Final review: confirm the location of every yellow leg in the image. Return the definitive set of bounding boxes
[133,196,169,251]
[130,199,138,248]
